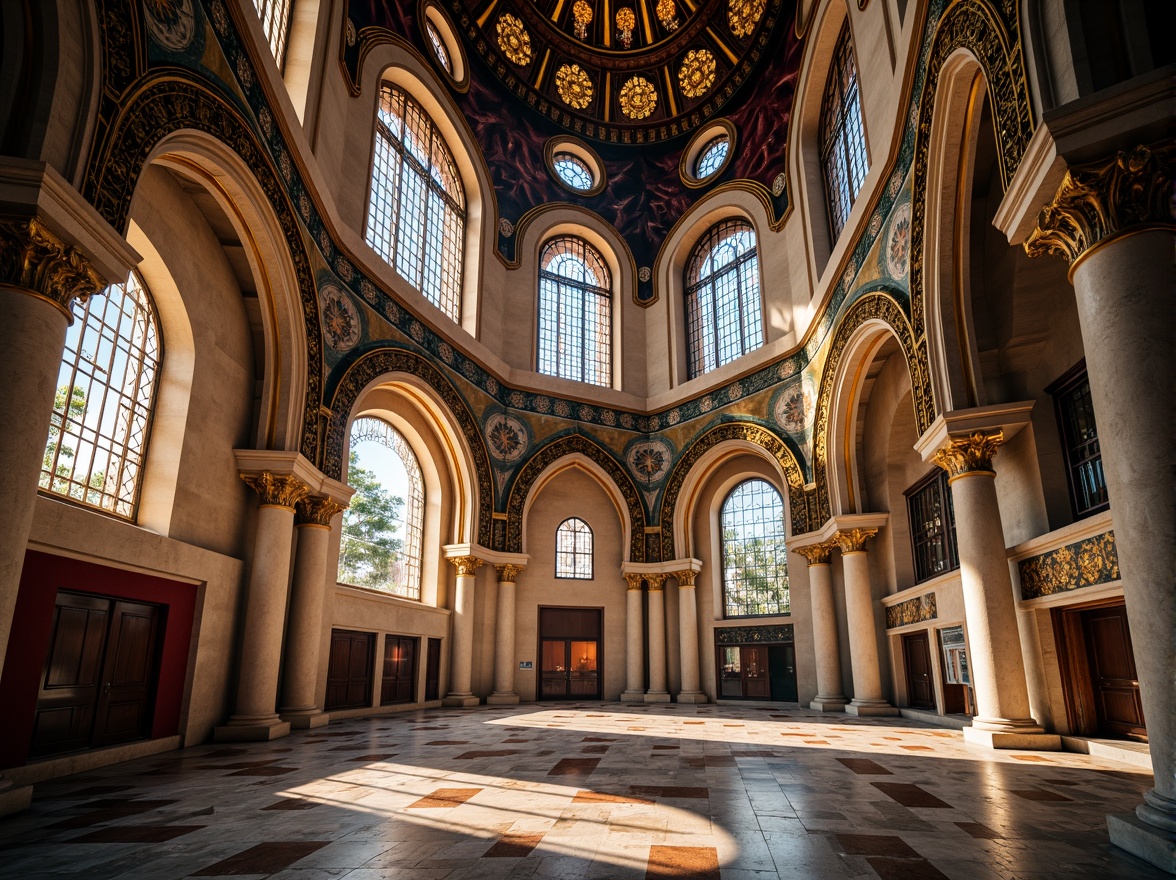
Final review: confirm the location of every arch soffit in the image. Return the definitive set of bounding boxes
[519,452,633,560]
[506,433,646,561]
[324,345,493,547]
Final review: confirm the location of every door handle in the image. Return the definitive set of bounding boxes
[103,682,111,696]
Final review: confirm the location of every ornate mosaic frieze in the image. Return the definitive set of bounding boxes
[885,593,937,629]
[714,624,794,645]
[1018,530,1119,601]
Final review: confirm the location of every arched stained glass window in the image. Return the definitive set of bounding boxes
[685,219,762,378]
[40,271,161,520]
[367,84,466,322]
[819,24,868,241]
[338,417,426,600]
[553,153,595,191]
[537,236,612,386]
[253,0,293,69]
[695,134,730,179]
[556,517,594,579]
[720,479,789,617]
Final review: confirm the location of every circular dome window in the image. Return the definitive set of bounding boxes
[553,153,595,191]
[694,135,730,179]
[422,4,469,91]
[545,138,606,196]
[425,21,452,74]
[680,119,736,189]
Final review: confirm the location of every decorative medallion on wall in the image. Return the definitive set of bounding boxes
[625,436,674,486]
[772,374,816,436]
[320,284,361,352]
[619,77,658,120]
[678,49,716,98]
[728,0,767,37]
[885,201,912,279]
[1019,530,1119,600]
[885,592,937,629]
[484,411,531,464]
[496,14,532,66]
[555,64,594,109]
[144,0,196,51]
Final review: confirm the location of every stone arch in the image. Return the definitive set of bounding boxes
[506,433,646,561]
[660,421,808,561]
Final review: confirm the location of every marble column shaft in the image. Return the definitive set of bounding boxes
[645,575,670,701]
[836,530,894,714]
[675,570,705,701]
[798,542,846,710]
[489,564,523,704]
[444,556,481,705]
[622,574,645,700]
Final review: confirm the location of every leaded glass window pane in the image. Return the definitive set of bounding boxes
[253,0,293,70]
[1052,368,1109,517]
[426,21,452,73]
[819,25,868,241]
[556,517,594,579]
[553,153,595,190]
[695,135,730,179]
[537,236,612,387]
[367,85,466,322]
[720,479,789,617]
[40,271,160,520]
[906,470,959,583]
[685,219,762,378]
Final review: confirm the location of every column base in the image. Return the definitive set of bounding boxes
[846,700,899,716]
[442,693,481,707]
[962,725,1061,750]
[810,696,848,712]
[676,691,708,704]
[644,691,672,703]
[280,709,330,730]
[214,715,291,742]
[486,693,520,706]
[620,690,646,702]
[1108,812,1176,873]
[0,778,32,818]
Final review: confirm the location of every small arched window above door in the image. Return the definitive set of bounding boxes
[555,517,594,579]
[720,479,789,617]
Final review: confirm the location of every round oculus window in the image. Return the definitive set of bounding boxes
[553,152,595,191]
[426,20,452,73]
[694,135,730,179]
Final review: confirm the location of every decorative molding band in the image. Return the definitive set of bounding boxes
[240,471,311,510]
[0,217,107,314]
[932,430,1003,479]
[495,563,524,582]
[835,528,878,554]
[448,555,484,576]
[625,573,645,591]
[1019,530,1119,600]
[1025,143,1175,266]
[714,624,794,645]
[295,495,345,526]
[885,593,937,629]
[794,541,836,566]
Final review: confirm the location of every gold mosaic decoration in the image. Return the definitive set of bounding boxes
[619,75,657,119]
[727,0,766,38]
[657,0,679,30]
[885,593,937,629]
[555,63,593,108]
[1019,531,1119,600]
[678,49,716,98]
[616,7,636,48]
[496,14,532,66]
[572,0,593,40]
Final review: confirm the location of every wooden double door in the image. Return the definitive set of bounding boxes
[32,591,164,759]
[717,644,797,702]
[1055,602,1146,741]
[539,607,601,700]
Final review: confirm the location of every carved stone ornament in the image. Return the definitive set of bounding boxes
[625,573,645,591]
[835,528,878,554]
[795,541,836,566]
[295,495,345,526]
[495,563,525,583]
[448,555,483,576]
[674,570,697,587]
[0,217,107,314]
[645,573,668,591]
[1025,143,1175,265]
[240,471,311,510]
[932,430,1004,479]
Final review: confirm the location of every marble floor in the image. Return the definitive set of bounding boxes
[0,703,1164,880]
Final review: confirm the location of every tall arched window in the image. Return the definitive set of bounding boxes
[40,270,161,520]
[819,24,868,241]
[338,417,426,600]
[685,219,762,378]
[538,236,612,387]
[367,84,466,322]
[555,517,593,579]
[720,479,789,617]
[253,0,293,69]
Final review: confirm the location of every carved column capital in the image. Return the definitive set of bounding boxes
[448,555,483,577]
[0,217,107,317]
[295,495,345,527]
[625,573,645,591]
[795,541,836,566]
[240,471,311,511]
[674,570,697,587]
[1025,143,1175,267]
[932,429,1003,480]
[835,528,878,554]
[646,573,667,591]
[495,563,525,583]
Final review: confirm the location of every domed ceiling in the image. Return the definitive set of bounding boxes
[342,0,801,302]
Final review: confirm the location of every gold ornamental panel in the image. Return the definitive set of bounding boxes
[572,0,593,40]
[679,49,716,98]
[496,14,532,66]
[555,63,594,109]
[728,0,766,38]
[657,0,679,30]
[619,76,657,120]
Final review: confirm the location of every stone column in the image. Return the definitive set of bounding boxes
[835,529,898,716]
[443,555,482,707]
[1027,143,1175,870]
[931,432,1057,748]
[644,574,670,702]
[621,573,645,702]
[487,563,523,705]
[216,472,309,741]
[796,542,847,711]
[674,570,706,703]
[279,495,345,729]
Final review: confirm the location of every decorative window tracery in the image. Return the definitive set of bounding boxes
[40,271,161,520]
[695,135,730,179]
[556,517,594,579]
[537,236,612,387]
[720,479,789,617]
[367,84,466,322]
[553,153,595,190]
[819,24,868,241]
[685,219,762,378]
[426,20,452,73]
[253,0,294,70]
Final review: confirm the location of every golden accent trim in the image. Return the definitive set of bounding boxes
[834,528,877,554]
[954,73,984,408]
[795,540,836,565]
[240,471,311,510]
[495,563,525,582]
[295,495,346,526]
[0,217,107,316]
[931,429,1003,479]
[625,573,645,591]
[646,573,667,591]
[674,569,697,587]
[448,555,484,576]
[1064,223,1174,284]
[0,284,75,321]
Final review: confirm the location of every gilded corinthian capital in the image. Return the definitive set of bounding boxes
[0,217,107,314]
[645,573,667,591]
[295,495,345,527]
[795,541,836,565]
[448,555,483,576]
[1025,143,1175,265]
[495,563,525,583]
[240,471,311,510]
[835,529,878,554]
[674,570,697,587]
[932,430,1003,479]
[625,573,645,591]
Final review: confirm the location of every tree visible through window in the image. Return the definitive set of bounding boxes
[555,517,593,579]
[538,236,612,386]
[720,479,789,617]
[367,84,466,322]
[685,219,762,378]
[338,417,425,600]
[819,24,868,241]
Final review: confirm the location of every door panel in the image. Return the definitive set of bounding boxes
[741,646,769,698]
[1082,606,1146,740]
[540,640,569,698]
[93,601,162,747]
[768,645,797,702]
[425,638,441,701]
[568,641,598,696]
[903,632,935,710]
[326,630,375,711]
[719,646,742,698]
[381,636,418,705]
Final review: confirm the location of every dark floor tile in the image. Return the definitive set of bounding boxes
[871,783,951,808]
[652,745,679,750]
[573,790,653,805]
[348,754,396,762]
[581,737,617,742]
[426,740,469,745]
[836,834,918,857]
[548,758,600,776]
[955,821,1001,839]
[646,845,720,879]
[1011,789,1072,802]
[483,833,544,857]
[582,745,610,754]
[838,758,893,775]
[456,750,522,759]
[631,786,709,799]
[227,765,295,777]
[264,798,319,811]
[70,825,205,843]
[200,749,248,759]
[191,841,329,875]
[67,786,132,797]
[865,856,949,880]
[406,788,483,808]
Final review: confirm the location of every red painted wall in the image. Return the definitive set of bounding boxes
[0,550,197,770]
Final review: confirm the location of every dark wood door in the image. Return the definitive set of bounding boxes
[325,630,375,711]
[768,645,797,702]
[903,631,936,709]
[424,638,441,701]
[1082,605,1146,740]
[741,646,769,698]
[32,592,162,758]
[538,608,602,700]
[381,636,418,705]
